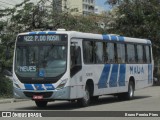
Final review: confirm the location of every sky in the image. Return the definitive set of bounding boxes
[95,0,111,11]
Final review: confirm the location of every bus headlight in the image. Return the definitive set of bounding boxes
[56,79,68,90]
[13,82,20,89]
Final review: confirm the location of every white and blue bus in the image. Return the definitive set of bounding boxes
[13,29,153,107]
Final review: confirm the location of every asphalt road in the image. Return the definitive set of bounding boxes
[0,86,160,120]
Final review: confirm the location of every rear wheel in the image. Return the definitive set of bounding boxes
[118,81,134,100]
[77,86,90,107]
[127,81,134,99]
[35,101,48,108]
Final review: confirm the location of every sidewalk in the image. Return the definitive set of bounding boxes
[0,98,29,104]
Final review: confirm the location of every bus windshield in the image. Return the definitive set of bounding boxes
[15,34,67,78]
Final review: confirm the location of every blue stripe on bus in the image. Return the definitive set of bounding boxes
[38,32,46,34]
[148,64,152,84]
[102,35,110,40]
[118,64,126,86]
[98,64,111,88]
[109,64,119,87]
[34,84,45,90]
[48,32,56,34]
[118,36,124,41]
[29,32,37,35]
[111,35,117,41]
[24,84,34,90]
[44,84,55,90]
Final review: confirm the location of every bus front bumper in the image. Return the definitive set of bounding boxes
[13,86,71,100]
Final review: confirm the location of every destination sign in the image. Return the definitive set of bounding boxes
[23,35,60,42]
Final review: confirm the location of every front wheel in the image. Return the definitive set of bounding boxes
[77,86,90,107]
[35,101,48,108]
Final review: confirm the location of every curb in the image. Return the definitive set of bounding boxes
[0,99,29,104]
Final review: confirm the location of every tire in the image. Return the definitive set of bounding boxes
[90,96,99,102]
[77,86,90,107]
[118,81,134,100]
[35,101,48,108]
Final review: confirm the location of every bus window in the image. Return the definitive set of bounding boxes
[127,44,136,63]
[145,46,151,63]
[83,41,94,64]
[107,43,115,63]
[95,42,103,64]
[117,44,125,63]
[137,45,143,63]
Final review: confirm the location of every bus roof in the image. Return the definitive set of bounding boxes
[18,30,151,45]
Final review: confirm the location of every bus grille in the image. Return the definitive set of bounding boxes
[23,92,53,98]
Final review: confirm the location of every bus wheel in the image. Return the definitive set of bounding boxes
[118,81,134,100]
[77,86,90,107]
[35,101,48,108]
[90,96,99,102]
[126,80,135,100]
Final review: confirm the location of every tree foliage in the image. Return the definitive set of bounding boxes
[106,0,160,62]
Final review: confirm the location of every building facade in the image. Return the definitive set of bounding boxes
[53,0,95,15]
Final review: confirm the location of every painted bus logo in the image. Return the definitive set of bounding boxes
[130,66,144,74]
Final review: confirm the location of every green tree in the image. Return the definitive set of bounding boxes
[105,0,160,62]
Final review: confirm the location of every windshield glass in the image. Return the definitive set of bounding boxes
[15,32,67,79]
[15,44,67,78]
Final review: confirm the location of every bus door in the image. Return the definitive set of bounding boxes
[70,39,83,98]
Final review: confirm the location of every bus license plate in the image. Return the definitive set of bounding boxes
[33,95,43,100]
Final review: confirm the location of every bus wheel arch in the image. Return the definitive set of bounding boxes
[77,79,94,107]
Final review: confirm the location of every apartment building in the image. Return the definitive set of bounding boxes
[53,0,95,15]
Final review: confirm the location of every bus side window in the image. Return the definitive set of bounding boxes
[70,46,82,77]
[107,43,115,63]
[83,41,94,64]
[95,42,103,64]
[145,46,151,63]
[117,43,125,64]
[127,44,136,63]
[137,45,143,63]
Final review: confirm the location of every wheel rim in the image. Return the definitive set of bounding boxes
[129,84,133,97]
[84,88,89,102]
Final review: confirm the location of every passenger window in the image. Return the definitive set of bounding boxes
[117,44,125,63]
[95,42,103,63]
[137,45,143,63]
[107,43,115,63]
[127,44,135,63]
[83,41,94,64]
[145,46,151,63]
